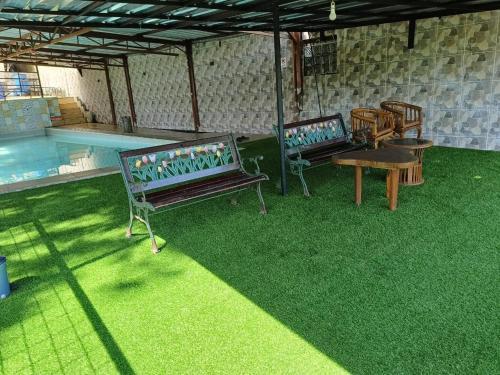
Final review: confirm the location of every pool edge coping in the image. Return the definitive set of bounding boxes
[0,167,121,195]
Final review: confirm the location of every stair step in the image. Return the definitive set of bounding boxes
[59,103,79,109]
[61,108,82,115]
[58,97,76,104]
[63,115,85,122]
[64,118,86,125]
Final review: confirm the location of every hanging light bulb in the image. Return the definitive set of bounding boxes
[329,1,337,21]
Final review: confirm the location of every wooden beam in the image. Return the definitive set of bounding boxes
[185,41,201,132]
[35,64,44,97]
[122,56,137,128]
[104,59,117,126]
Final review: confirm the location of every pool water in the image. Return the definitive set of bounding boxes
[0,129,173,186]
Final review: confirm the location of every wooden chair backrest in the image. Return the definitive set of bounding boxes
[381,101,422,125]
[351,108,394,134]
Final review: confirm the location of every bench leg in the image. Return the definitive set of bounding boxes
[126,201,134,238]
[256,182,267,215]
[143,210,159,254]
[297,167,311,197]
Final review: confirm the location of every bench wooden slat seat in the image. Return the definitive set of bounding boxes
[118,134,269,254]
[145,172,266,208]
[275,114,365,196]
[295,142,365,165]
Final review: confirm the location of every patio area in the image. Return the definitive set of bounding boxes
[1,0,500,374]
[1,138,498,374]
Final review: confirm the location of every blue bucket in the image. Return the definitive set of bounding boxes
[0,256,10,299]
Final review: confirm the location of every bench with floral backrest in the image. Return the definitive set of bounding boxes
[118,134,268,253]
[275,114,365,197]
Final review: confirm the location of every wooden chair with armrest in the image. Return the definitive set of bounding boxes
[350,108,395,149]
[380,101,423,139]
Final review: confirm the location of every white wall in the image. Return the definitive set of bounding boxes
[108,54,193,130]
[38,66,113,124]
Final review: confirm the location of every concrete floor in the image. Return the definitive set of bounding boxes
[60,123,272,143]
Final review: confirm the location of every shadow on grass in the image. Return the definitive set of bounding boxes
[143,140,500,374]
[32,218,135,375]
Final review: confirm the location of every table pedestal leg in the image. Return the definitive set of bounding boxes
[388,169,400,211]
[386,172,390,198]
[355,166,362,206]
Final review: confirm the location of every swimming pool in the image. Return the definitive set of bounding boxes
[0,128,174,187]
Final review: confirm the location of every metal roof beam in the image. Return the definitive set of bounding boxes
[0,26,185,46]
[62,1,103,25]
[0,27,93,62]
[1,59,106,70]
[0,9,278,29]
[0,35,168,54]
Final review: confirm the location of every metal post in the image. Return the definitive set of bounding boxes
[273,4,288,195]
[35,64,44,97]
[408,19,416,49]
[186,41,201,132]
[122,56,137,128]
[104,59,117,126]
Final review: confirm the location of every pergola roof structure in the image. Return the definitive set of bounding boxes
[1,0,500,69]
[2,0,500,194]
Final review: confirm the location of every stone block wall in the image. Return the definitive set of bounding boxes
[301,11,500,150]
[107,34,295,134]
[37,10,500,150]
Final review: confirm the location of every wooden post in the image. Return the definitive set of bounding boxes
[104,59,117,126]
[35,64,44,97]
[186,41,201,132]
[122,56,137,128]
[389,169,400,211]
[290,32,303,118]
[386,172,391,199]
[355,166,362,206]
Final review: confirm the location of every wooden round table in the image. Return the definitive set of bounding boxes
[382,138,433,186]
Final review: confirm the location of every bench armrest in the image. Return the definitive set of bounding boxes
[242,155,266,175]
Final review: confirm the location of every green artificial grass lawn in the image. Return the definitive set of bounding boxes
[0,138,499,375]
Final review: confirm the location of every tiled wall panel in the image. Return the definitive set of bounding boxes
[300,11,500,150]
[0,98,51,135]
